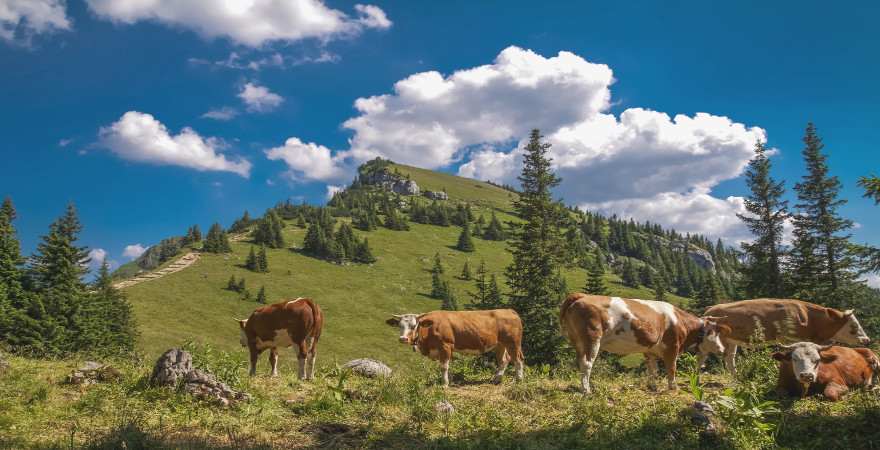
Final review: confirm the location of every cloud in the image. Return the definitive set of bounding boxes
[864,273,879,289]
[238,82,283,113]
[201,106,238,121]
[122,243,146,260]
[86,248,118,271]
[58,137,73,147]
[190,50,339,71]
[326,185,344,199]
[265,137,347,182]
[98,111,252,177]
[85,0,391,47]
[0,0,71,45]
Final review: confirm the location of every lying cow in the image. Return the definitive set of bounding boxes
[701,299,870,376]
[386,309,524,387]
[773,342,880,401]
[238,298,323,379]
[560,293,725,394]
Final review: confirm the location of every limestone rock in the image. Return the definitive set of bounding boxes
[183,369,251,407]
[343,358,392,378]
[393,179,420,196]
[424,190,448,201]
[65,361,121,385]
[435,400,455,415]
[150,348,193,387]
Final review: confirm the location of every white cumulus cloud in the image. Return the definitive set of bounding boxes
[238,82,283,113]
[85,0,391,47]
[325,185,344,199]
[201,106,239,121]
[265,137,347,182]
[98,111,252,177]
[122,243,146,260]
[0,0,71,44]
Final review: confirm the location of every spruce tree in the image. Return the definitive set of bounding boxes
[237,278,246,293]
[693,275,720,312]
[738,140,789,298]
[790,123,855,303]
[468,260,489,309]
[858,175,880,204]
[0,198,24,304]
[483,212,506,241]
[191,224,202,243]
[245,247,258,271]
[639,264,654,288]
[303,223,326,256]
[353,238,377,264]
[584,255,608,295]
[257,245,269,272]
[87,260,137,352]
[460,261,472,280]
[204,223,231,253]
[621,259,639,288]
[456,222,475,252]
[505,129,567,365]
[256,286,267,304]
[431,253,446,299]
[487,274,504,309]
[653,275,667,302]
[227,275,237,291]
[441,281,458,311]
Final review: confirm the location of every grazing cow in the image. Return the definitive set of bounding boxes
[238,298,323,379]
[700,299,870,376]
[386,309,524,387]
[772,342,880,401]
[560,293,725,394]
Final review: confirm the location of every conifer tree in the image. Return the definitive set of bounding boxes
[487,274,504,309]
[296,214,307,228]
[0,198,24,304]
[441,282,459,311]
[432,252,444,275]
[257,245,269,272]
[789,123,855,302]
[430,253,446,299]
[203,223,231,253]
[256,286,267,304]
[468,260,489,309]
[584,255,608,295]
[456,221,475,252]
[303,223,326,256]
[653,275,667,302]
[227,275,237,291]
[245,247,258,271]
[86,260,137,352]
[353,238,377,264]
[738,141,789,298]
[483,212,506,241]
[506,129,567,365]
[693,275,720,312]
[460,260,472,280]
[639,264,654,288]
[191,224,202,243]
[621,259,639,288]
[858,175,880,204]
[237,278,246,293]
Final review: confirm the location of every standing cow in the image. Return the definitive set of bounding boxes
[700,299,870,376]
[772,342,880,401]
[238,298,323,379]
[387,309,524,387]
[560,293,725,394]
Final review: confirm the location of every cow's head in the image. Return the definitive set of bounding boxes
[236,318,248,347]
[386,314,421,348]
[831,309,870,345]
[773,342,836,389]
[697,317,726,356]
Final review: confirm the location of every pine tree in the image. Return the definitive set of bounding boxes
[859,175,880,204]
[456,222,475,252]
[203,223,231,253]
[191,224,202,243]
[639,264,654,288]
[430,253,446,299]
[302,223,326,256]
[237,278,246,293]
[653,275,667,302]
[353,238,377,264]
[441,282,459,311]
[584,255,608,295]
[245,247,258,271]
[486,274,504,309]
[460,260,472,280]
[506,129,567,365]
[257,245,269,272]
[693,275,720,312]
[468,260,489,309]
[483,212,506,241]
[621,259,639,288]
[86,260,137,352]
[227,275,237,291]
[432,252,444,275]
[0,198,24,303]
[256,286,267,304]
[790,123,855,303]
[738,140,789,298]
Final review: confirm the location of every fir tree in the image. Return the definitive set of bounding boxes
[584,255,608,295]
[203,223,231,253]
[302,223,326,256]
[296,214,307,228]
[257,245,269,272]
[456,222,475,252]
[468,260,489,309]
[241,289,252,302]
[639,264,654,288]
[353,238,377,264]
[505,129,567,365]
[190,224,202,243]
[789,123,855,303]
[0,198,24,303]
[227,275,237,291]
[441,282,459,311]
[245,247,258,271]
[653,275,667,302]
[693,275,720,312]
[256,286,267,304]
[486,274,504,309]
[738,140,789,298]
[85,260,137,352]
[430,253,446,299]
[483,212,506,241]
[858,175,880,204]
[432,252,444,275]
[460,260,472,280]
[237,278,246,293]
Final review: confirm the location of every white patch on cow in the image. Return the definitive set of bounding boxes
[601,297,652,354]
[631,298,678,327]
[286,297,304,305]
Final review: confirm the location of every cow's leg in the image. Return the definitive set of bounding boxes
[492,348,511,384]
[723,343,738,377]
[579,342,601,394]
[306,338,317,380]
[824,382,848,402]
[296,341,308,380]
[440,358,451,388]
[248,343,259,376]
[269,348,279,377]
[645,355,659,391]
[514,347,524,382]
[663,350,678,391]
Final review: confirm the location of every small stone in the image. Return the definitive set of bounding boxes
[343,358,392,378]
[435,400,455,415]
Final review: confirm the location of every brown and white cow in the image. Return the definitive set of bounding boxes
[560,293,725,394]
[238,297,323,380]
[772,342,880,401]
[386,309,524,387]
[700,299,870,376]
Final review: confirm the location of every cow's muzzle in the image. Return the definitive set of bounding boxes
[399,337,410,344]
[798,372,816,383]
[860,337,871,345]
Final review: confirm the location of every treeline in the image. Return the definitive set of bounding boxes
[0,200,137,356]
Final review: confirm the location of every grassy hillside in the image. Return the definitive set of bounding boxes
[126,163,684,367]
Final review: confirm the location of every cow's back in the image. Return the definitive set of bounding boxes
[707,299,815,343]
[247,298,320,343]
[418,309,520,353]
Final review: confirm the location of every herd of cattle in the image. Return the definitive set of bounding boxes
[237,295,879,402]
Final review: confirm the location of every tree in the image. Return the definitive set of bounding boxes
[441,282,459,311]
[789,123,855,303]
[486,274,504,309]
[253,211,285,249]
[468,260,490,309]
[0,198,24,304]
[245,247,258,271]
[456,222,475,252]
[653,275,668,302]
[237,278,246,293]
[505,129,567,365]
[483,212,506,241]
[85,260,137,352]
[621,259,639,288]
[859,175,880,204]
[256,286,267,304]
[353,238,377,264]
[584,254,608,295]
[431,253,447,299]
[738,141,789,298]
[693,275,720,312]
[639,264,654,288]
[257,245,269,272]
[227,275,237,291]
[302,223,327,257]
[460,260,472,280]
[203,223,231,253]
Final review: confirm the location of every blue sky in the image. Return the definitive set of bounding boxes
[1,0,878,276]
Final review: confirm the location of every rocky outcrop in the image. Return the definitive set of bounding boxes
[150,348,250,407]
[65,361,122,385]
[424,190,448,201]
[360,169,420,196]
[343,358,392,378]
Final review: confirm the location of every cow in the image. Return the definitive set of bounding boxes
[700,299,871,376]
[386,309,524,387]
[560,293,725,394]
[238,297,323,380]
[772,342,880,401]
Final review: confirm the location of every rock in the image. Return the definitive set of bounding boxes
[343,358,392,378]
[393,179,420,196]
[183,369,251,407]
[683,401,722,440]
[65,361,121,385]
[424,190,448,201]
[360,169,420,196]
[435,400,455,415]
[150,348,193,387]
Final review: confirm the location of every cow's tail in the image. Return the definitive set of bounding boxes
[300,298,323,351]
[559,293,583,333]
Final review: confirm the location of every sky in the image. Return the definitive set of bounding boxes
[0,0,878,283]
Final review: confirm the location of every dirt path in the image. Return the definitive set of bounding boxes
[113,232,248,290]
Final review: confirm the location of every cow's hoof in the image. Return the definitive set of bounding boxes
[491,377,502,385]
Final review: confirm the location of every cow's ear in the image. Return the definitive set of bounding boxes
[386,317,400,326]
[820,352,838,364]
[844,309,854,317]
[237,320,247,329]
[772,352,790,361]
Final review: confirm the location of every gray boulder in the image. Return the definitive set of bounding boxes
[65,361,122,385]
[183,369,251,407]
[150,348,193,387]
[343,358,392,378]
[393,179,420,196]
[424,190,448,201]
